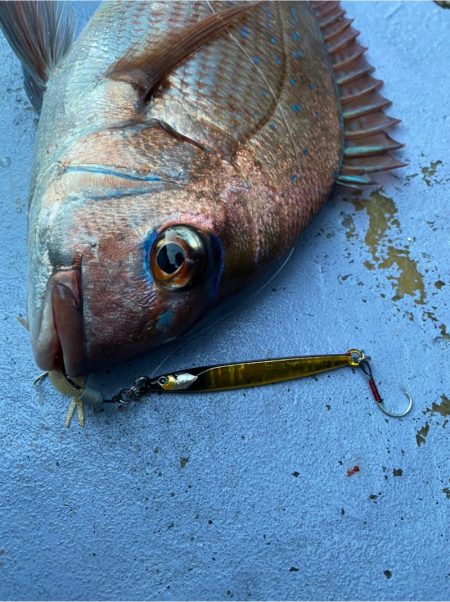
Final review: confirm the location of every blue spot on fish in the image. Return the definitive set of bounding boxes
[291,104,301,113]
[289,78,297,86]
[260,89,269,97]
[274,56,282,65]
[303,148,310,156]
[251,55,261,65]
[241,26,250,38]
[292,50,303,60]
[291,175,298,184]
[269,122,277,130]
[291,31,301,42]
[290,6,299,24]
[156,309,175,333]
[308,82,318,91]
[270,36,278,44]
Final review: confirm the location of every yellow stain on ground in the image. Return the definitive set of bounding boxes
[351,191,400,263]
[416,422,430,447]
[421,160,443,186]
[426,394,450,417]
[345,190,426,306]
[379,247,426,305]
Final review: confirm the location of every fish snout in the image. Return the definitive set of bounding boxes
[34,269,87,377]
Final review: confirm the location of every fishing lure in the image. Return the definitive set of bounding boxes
[0,1,405,382]
[52,349,412,427]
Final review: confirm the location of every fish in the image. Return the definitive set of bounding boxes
[0,0,404,378]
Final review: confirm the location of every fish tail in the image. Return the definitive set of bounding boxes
[0,1,76,111]
[313,1,406,189]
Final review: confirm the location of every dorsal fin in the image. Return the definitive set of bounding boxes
[313,1,406,189]
[107,3,257,103]
[0,1,76,111]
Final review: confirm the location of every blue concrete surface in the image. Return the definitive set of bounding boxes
[0,2,449,600]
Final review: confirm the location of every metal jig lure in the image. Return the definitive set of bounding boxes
[57,348,412,419]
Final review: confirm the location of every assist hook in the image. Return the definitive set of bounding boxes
[352,350,413,418]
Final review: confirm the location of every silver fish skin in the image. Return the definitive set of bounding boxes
[0,1,402,376]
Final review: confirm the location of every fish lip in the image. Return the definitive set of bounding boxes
[34,268,87,377]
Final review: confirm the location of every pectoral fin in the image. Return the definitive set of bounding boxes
[107,3,257,103]
[0,1,76,111]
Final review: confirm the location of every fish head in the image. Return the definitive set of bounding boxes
[30,187,228,377]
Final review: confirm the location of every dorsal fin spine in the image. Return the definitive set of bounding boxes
[313,1,405,188]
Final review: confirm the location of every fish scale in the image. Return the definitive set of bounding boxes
[0,0,404,376]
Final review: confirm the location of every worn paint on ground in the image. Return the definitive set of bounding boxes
[425,394,450,417]
[416,423,430,447]
[344,189,426,307]
[421,160,443,186]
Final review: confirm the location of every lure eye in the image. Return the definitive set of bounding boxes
[150,226,207,289]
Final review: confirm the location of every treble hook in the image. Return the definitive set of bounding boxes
[357,355,413,418]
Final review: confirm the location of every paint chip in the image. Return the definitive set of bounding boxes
[292,471,300,478]
[384,570,393,579]
[393,468,403,477]
[289,566,299,572]
[425,395,450,417]
[180,457,189,468]
[416,423,430,446]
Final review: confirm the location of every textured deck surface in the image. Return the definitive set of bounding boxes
[0,2,448,600]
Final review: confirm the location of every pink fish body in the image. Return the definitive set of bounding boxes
[0,1,403,376]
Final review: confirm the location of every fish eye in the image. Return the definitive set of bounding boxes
[150,225,207,289]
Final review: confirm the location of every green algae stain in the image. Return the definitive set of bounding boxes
[416,423,430,447]
[426,395,450,417]
[421,160,443,186]
[379,247,426,305]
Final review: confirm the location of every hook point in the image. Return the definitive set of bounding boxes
[378,385,413,418]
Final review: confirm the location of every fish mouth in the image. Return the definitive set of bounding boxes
[34,269,87,377]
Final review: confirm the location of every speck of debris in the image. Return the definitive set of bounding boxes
[416,423,430,446]
[346,465,360,477]
[393,468,403,477]
[153,447,159,453]
[208,519,213,524]
[167,522,174,529]
[384,570,393,579]
[369,494,378,501]
[325,404,331,411]
[292,471,300,477]
[289,566,299,572]
[443,488,450,499]
[341,508,345,515]
[180,457,189,468]
[434,280,446,289]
